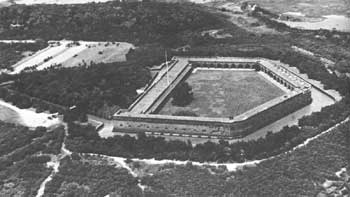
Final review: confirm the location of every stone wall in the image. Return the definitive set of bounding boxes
[232,90,312,137]
[112,90,312,139]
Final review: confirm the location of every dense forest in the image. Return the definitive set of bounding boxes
[0,2,224,46]
[8,61,151,117]
[0,121,64,196]
[44,155,141,196]
[0,122,138,196]
[139,121,350,196]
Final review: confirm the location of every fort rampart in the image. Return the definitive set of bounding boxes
[112,57,312,139]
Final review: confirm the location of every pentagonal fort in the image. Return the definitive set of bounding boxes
[113,57,312,139]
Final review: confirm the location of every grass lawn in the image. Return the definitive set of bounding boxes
[158,69,285,118]
[61,42,134,67]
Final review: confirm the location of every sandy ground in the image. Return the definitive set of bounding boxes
[0,100,60,128]
[276,15,350,32]
[223,0,350,17]
[212,2,281,34]
[321,167,349,195]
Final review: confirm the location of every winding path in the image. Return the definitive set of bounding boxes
[1,96,343,196]
[36,124,72,197]
[82,116,350,172]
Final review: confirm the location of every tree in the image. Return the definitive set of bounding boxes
[335,59,350,73]
[171,82,193,106]
[75,100,89,122]
[253,63,261,71]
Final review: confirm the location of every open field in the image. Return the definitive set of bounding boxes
[10,41,133,74]
[36,44,87,70]
[11,42,69,74]
[159,69,285,117]
[60,42,134,68]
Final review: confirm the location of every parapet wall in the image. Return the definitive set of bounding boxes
[231,90,312,137]
[112,89,311,138]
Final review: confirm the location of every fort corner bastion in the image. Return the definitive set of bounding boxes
[112,57,312,139]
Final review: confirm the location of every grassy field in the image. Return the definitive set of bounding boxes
[159,69,285,117]
[10,41,133,73]
[61,42,134,68]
